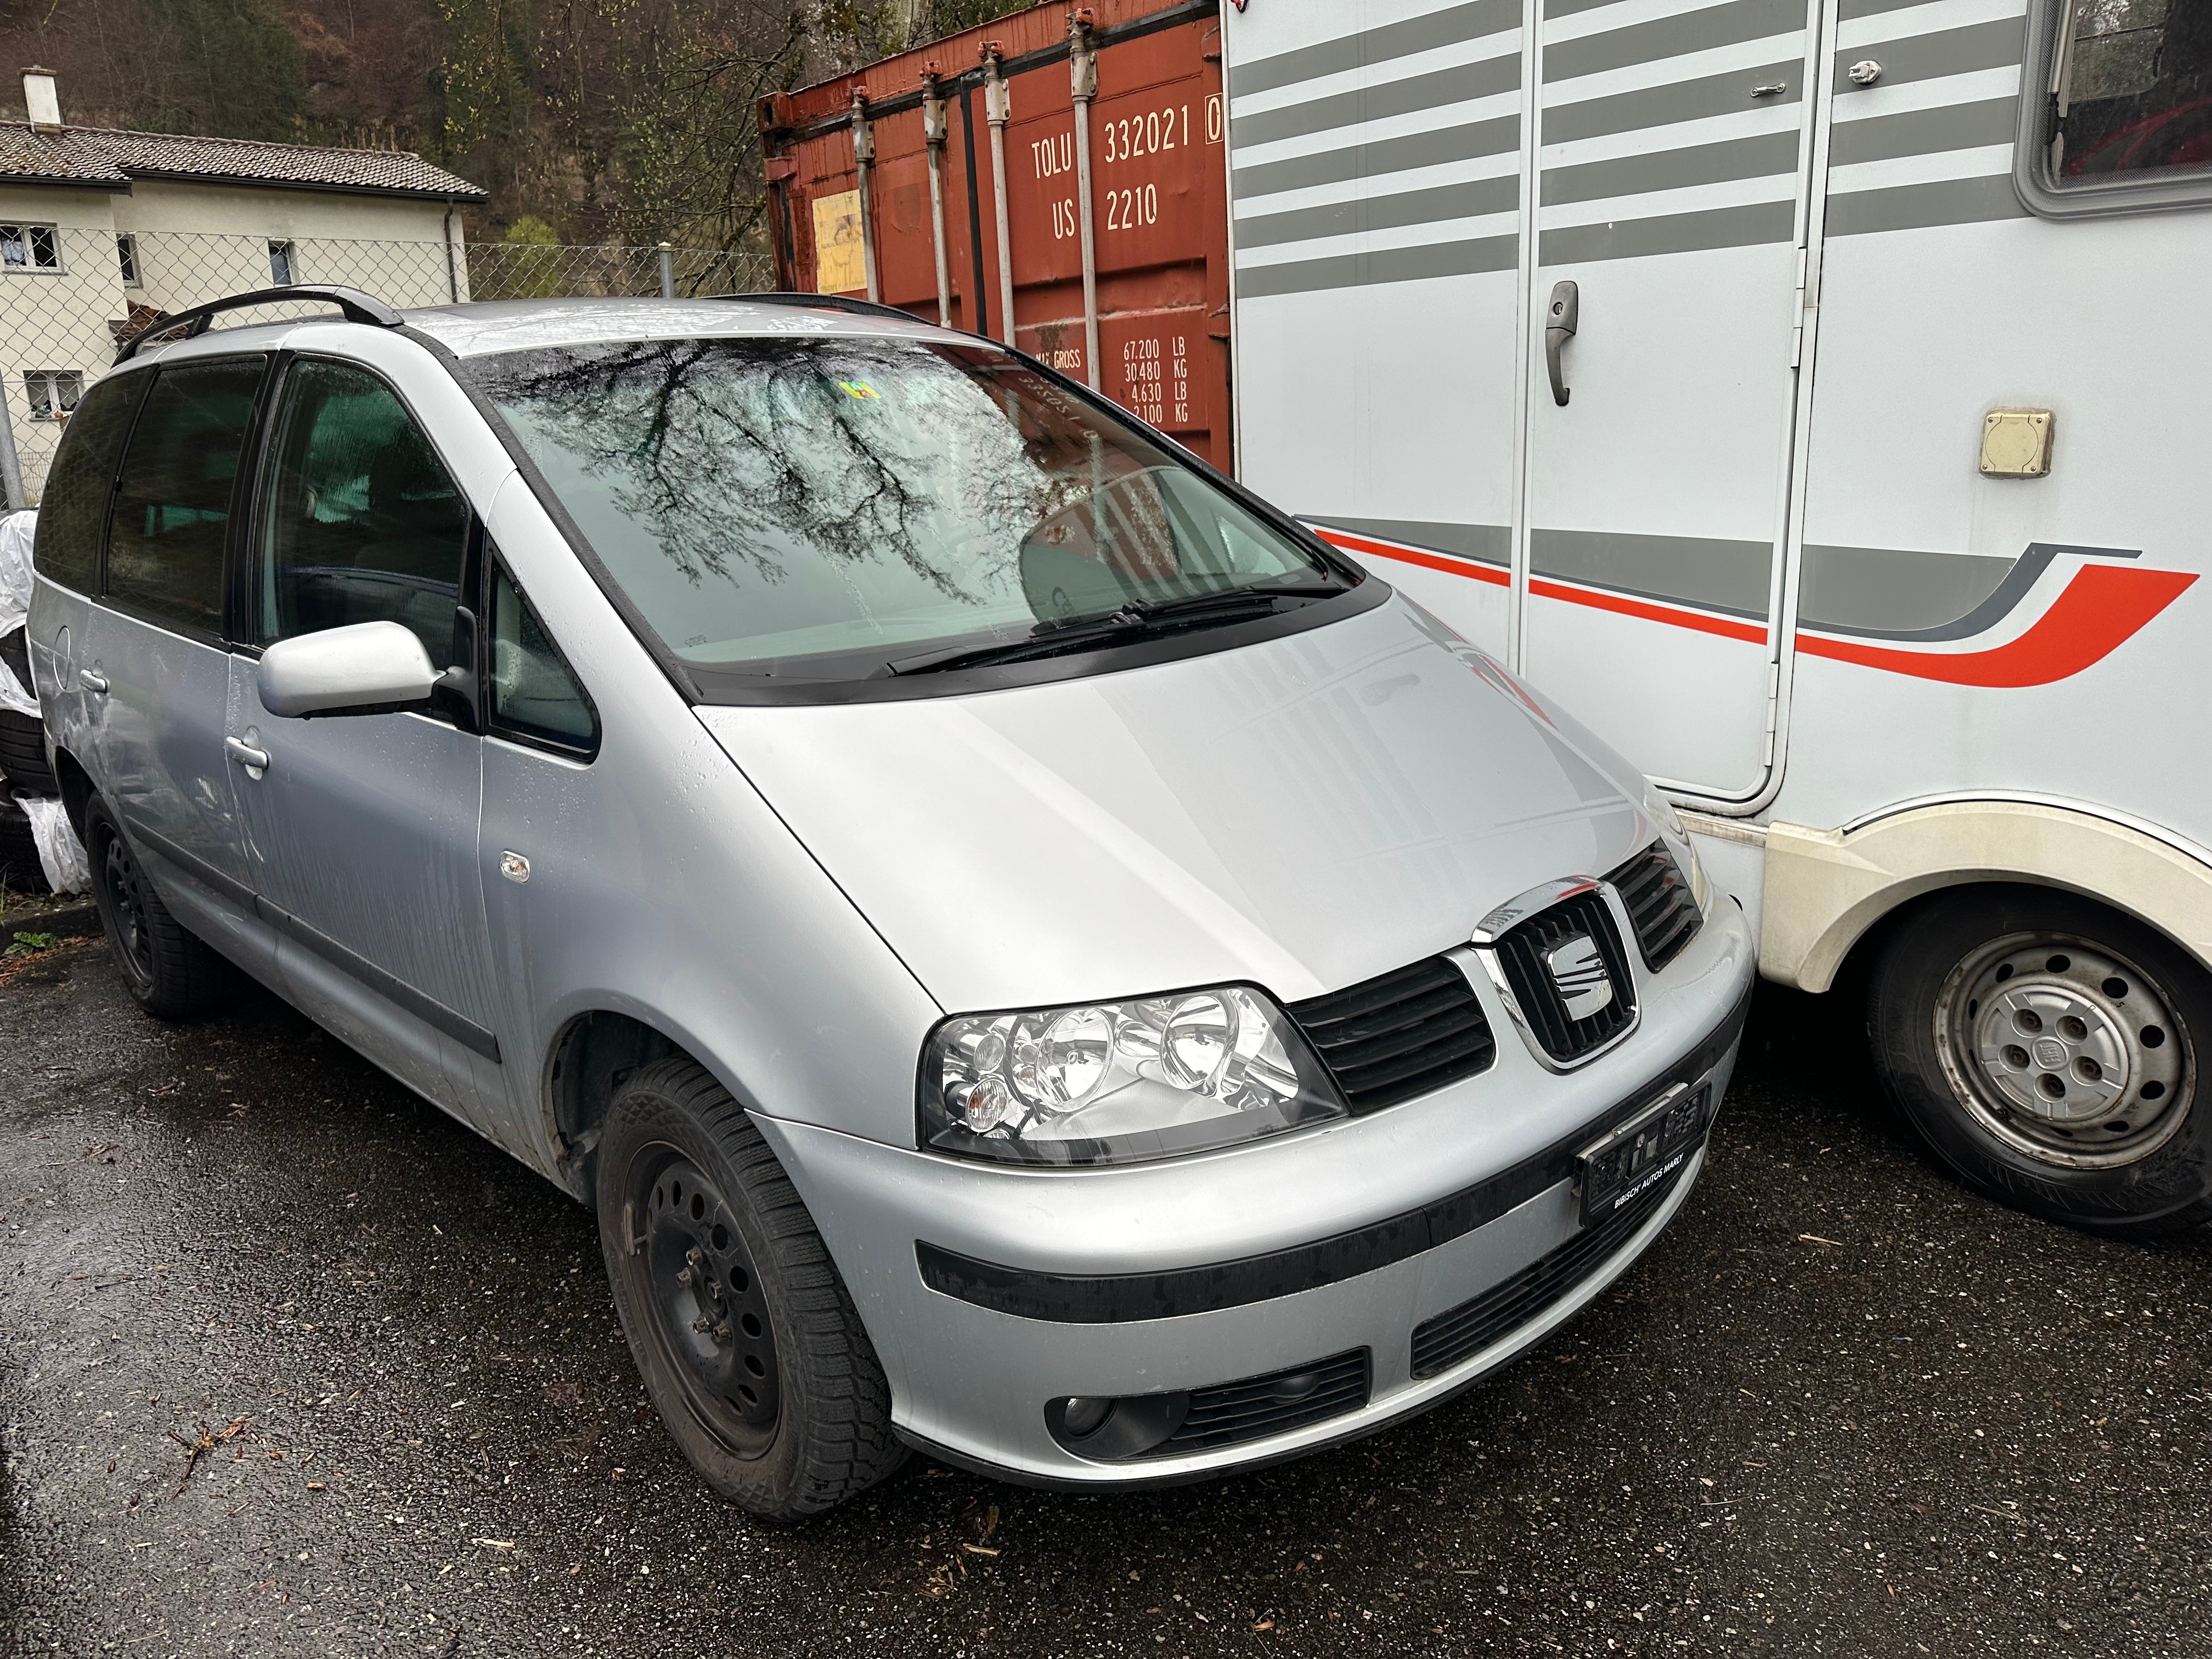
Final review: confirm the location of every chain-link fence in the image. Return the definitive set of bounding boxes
[0,227,774,505]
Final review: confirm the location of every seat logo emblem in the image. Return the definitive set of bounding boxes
[1545,934,1613,1019]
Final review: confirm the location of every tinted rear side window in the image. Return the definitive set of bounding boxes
[106,358,263,637]
[32,370,144,594]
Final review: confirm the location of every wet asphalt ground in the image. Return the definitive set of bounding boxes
[4,936,2210,1658]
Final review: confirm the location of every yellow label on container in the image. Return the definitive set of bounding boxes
[812,190,866,295]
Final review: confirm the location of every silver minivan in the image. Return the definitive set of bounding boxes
[27,287,1754,1518]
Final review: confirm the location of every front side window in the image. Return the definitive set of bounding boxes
[24,369,82,421]
[489,563,597,755]
[1,223,60,271]
[31,370,144,593]
[255,358,471,665]
[2023,0,2212,211]
[470,336,1348,692]
[105,358,263,636]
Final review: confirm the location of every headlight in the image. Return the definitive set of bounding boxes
[919,985,1347,1166]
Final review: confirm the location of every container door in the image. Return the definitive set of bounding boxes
[1518,0,1821,797]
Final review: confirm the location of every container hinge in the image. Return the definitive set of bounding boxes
[1761,658,1781,765]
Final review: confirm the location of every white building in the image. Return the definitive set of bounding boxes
[0,67,485,503]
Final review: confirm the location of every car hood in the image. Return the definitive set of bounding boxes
[695,596,1653,1015]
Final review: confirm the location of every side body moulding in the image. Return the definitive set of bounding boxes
[1758,801,2212,994]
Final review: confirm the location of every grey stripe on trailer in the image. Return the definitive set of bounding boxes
[1532,528,1773,617]
[1228,0,1520,100]
[1837,0,1968,17]
[1542,128,1797,206]
[1829,95,2019,166]
[1232,51,1521,149]
[1232,114,1520,200]
[1237,175,1519,250]
[1829,17,2022,93]
[1303,516,1512,566]
[1543,57,1801,143]
[1827,171,2027,235]
[1237,233,1519,298]
[1543,0,1804,84]
[1539,197,1794,263]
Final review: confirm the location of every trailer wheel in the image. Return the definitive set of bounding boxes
[596,1057,906,1520]
[1869,885,2212,1238]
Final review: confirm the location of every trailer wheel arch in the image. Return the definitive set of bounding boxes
[1758,799,2212,995]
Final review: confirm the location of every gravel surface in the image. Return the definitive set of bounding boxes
[4,937,2209,1657]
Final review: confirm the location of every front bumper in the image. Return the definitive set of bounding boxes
[754,895,1754,1488]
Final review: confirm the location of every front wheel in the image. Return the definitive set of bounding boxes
[595,1058,906,1519]
[1869,885,2212,1238]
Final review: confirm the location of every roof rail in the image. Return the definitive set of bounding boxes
[114,284,403,365]
[709,291,924,324]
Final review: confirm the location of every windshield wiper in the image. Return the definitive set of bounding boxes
[886,586,1333,677]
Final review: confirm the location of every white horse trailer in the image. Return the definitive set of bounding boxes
[1220,0,2212,1233]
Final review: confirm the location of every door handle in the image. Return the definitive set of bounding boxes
[224,736,272,772]
[1544,280,1579,407]
[78,669,109,694]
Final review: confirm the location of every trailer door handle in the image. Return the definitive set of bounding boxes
[1544,280,1579,407]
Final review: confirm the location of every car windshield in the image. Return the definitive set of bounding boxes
[469,334,1345,678]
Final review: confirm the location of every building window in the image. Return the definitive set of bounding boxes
[2017,0,2212,217]
[24,369,83,421]
[268,239,297,286]
[1,223,61,272]
[116,233,139,287]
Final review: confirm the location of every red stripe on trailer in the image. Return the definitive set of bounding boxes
[1797,564,2196,687]
[1313,528,1510,586]
[1527,577,1770,645]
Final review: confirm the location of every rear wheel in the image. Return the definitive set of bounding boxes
[82,797,229,1019]
[595,1057,906,1519]
[1869,885,2212,1238]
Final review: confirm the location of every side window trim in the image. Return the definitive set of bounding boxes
[2014,0,2212,218]
[98,352,272,646]
[484,549,600,763]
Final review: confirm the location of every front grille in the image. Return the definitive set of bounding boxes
[1153,1348,1372,1456]
[1409,1156,1688,1378]
[1607,842,1702,973]
[1288,956,1496,1113]
[1492,889,1636,1063]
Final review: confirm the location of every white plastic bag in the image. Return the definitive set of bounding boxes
[0,508,38,716]
[21,795,88,894]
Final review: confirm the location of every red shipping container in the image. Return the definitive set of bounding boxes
[759,1,1233,472]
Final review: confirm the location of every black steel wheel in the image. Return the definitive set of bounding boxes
[631,1149,782,1454]
[596,1057,906,1519]
[1870,884,2212,1238]
[81,797,229,1019]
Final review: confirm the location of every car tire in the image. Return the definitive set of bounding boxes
[0,708,55,796]
[595,1057,907,1520]
[1869,884,2212,1238]
[0,794,48,894]
[82,797,230,1019]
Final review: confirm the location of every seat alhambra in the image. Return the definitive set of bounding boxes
[25,287,1754,1517]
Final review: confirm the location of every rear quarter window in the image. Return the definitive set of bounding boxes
[31,370,145,594]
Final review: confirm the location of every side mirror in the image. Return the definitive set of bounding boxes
[258,620,439,719]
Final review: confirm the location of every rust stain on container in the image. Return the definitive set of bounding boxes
[760,0,1232,472]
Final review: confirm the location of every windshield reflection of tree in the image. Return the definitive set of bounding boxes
[477,338,1132,613]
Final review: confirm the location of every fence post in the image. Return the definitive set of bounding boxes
[0,390,24,512]
[658,242,675,299]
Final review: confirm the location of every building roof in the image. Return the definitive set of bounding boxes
[0,123,486,201]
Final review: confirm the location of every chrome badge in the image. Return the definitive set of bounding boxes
[1545,934,1613,1019]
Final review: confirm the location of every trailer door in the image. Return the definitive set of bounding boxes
[1517,0,1822,798]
